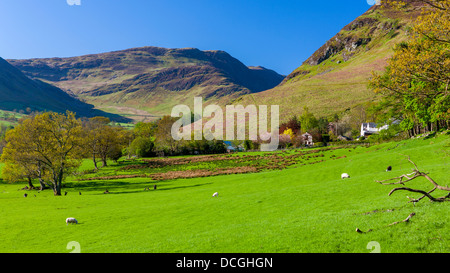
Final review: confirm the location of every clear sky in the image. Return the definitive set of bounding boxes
[0,0,376,75]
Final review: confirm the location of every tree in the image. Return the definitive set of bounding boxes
[154,116,182,155]
[243,140,253,151]
[129,137,155,158]
[370,0,450,135]
[134,121,158,138]
[82,116,110,169]
[1,111,84,196]
[286,115,301,135]
[96,125,129,167]
[299,107,318,133]
[82,117,130,168]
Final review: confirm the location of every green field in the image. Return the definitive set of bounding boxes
[0,133,448,253]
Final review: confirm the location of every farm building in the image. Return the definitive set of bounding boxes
[337,135,352,141]
[301,132,314,147]
[360,122,389,137]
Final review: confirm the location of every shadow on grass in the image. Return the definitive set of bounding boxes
[64,180,152,192]
[92,182,213,195]
[63,179,212,195]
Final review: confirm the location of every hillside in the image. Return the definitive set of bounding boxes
[234,1,425,122]
[0,57,127,121]
[8,47,284,122]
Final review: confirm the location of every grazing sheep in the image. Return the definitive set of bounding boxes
[154,185,157,190]
[104,189,110,194]
[212,192,219,197]
[386,166,392,172]
[341,173,350,179]
[23,193,28,198]
[66,218,78,225]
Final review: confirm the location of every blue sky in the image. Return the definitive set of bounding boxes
[0,0,375,75]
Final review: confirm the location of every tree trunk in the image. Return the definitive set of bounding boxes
[37,165,46,191]
[53,181,61,196]
[93,153,98,170]
[27,177,35,189]
[53,169,64,196]
[101,156,108,167]
[38,178,46,191]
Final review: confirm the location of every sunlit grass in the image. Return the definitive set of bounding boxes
[0,133,448,253]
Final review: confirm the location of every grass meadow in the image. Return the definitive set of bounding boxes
[0,133,448,253]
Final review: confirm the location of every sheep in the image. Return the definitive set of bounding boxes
[386,166,392,172]
[341,173,350,179]
[66,218,78,225]
[212,192,219,197]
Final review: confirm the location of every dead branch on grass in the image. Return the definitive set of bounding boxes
[388,212,416,226]
[356,212,416,234]
[375,155,450,203]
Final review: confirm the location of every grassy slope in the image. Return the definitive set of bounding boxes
[0,133,448,253]
[234,3,421,122]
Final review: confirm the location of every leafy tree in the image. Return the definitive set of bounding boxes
[370,0,450,135]
[243,140,253,151]
[129,137,155,158]
[316,117,329,134]
[134,121,158,138]
[82,117,130,168]
[82,116,110,169]
[96,125,130,167]
[299,107,318,133]
[1,111,84,196]
[154,116,182,155]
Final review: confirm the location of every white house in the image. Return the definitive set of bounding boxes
[302,132,314,146]
[360,123,389,137]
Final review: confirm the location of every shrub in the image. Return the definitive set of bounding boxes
[129,137,155,158]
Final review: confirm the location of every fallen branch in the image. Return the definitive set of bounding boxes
[356,212,416,233]
[389,212,416,226]
[376,156,450,203]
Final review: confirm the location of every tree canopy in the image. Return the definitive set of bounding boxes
[369,0,450,135]
[1,111,84,195]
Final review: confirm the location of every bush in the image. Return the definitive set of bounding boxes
[108,145,123,162]
[129,137,155,158]
[321,134,330,143]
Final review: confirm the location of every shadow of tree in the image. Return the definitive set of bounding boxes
[63,179,212,195]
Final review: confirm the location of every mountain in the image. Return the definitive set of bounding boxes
[0,57,128,121]
[8,47,284,122]
[234,0,425,122]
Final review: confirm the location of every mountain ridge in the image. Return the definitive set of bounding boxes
[0,56,128,121]
[8,46,284,121]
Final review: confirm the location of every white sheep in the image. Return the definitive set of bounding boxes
[66,217,78,225]
[341,173,350,179]
[212,192,219,197]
